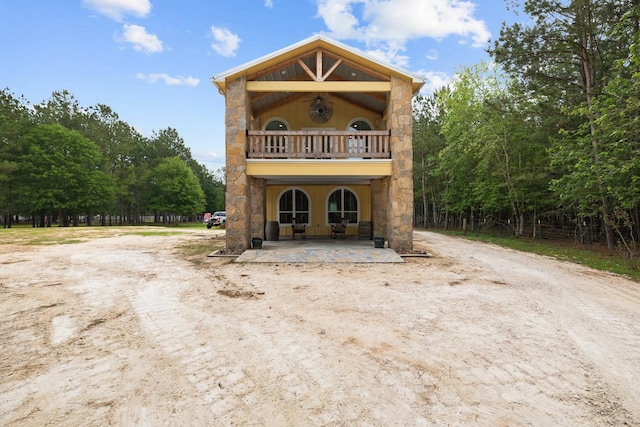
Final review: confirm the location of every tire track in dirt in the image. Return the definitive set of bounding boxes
[549,279,640,421]
[128,269,373,424]
[200,262,601,425]
[180,266,435,424]
[421,232,638,424]
[394,284,604,424]
[128,273,315,424]
[1,248,131,426]
[1,236,202,426]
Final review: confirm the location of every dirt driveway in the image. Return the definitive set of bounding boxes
[1,228,639,426]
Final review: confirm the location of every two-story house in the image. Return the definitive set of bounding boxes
[212,34,424,252]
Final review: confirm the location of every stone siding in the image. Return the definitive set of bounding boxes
[371,178,389,239]
[224,77,251,251]
[249,177,266,240]
[386,75,414,252]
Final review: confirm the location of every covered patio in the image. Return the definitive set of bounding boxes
[233,236,404,263]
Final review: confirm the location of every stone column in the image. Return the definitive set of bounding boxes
[371,178,389,238]
[386,75,414,252]
[250,177,266,239]
[224,77,251,251]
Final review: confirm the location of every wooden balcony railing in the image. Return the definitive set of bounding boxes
[247,130,391,159]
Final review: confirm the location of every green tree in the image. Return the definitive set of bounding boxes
[148,127,193,166]
[439,63,552,236]
[84,104,148,224]
[413,91,447,228]
[4,88,217,225]
[34,90,85,130]
[437,68,483,228]
[591,35,640,211]
[148,127,225,217]
[0,88,32,227]
[18,124,114,226]
[191,163,225,214]
[581,13,640,252]
[491,0,634,247]
[147,156,205,224]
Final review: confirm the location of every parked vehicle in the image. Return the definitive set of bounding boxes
[206,211,226,228]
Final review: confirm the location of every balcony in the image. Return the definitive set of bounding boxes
[247,130,391,159]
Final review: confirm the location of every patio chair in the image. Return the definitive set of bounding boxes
[291,218,306,239]
[331,218,347,239]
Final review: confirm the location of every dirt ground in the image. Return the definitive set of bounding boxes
[1,228,639,426]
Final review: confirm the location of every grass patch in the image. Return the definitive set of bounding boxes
[0,224,192,246]
[434,229,640,280]
[1,223,226,267]
[177,238,226,267]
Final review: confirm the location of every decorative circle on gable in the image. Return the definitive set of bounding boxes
[308,97,333,123]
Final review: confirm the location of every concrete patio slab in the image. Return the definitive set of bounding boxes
[234,237,404,263]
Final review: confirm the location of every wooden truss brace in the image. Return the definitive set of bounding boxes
[297,49,343,82]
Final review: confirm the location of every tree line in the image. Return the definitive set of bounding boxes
[0,89,225,227]
[412,0,639,256]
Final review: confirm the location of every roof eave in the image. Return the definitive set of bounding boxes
[211,34,425,95]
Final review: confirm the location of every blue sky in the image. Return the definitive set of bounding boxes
[0,0,518,171]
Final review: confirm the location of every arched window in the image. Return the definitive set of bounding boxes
[348,119,372,131]
[327,188,358,224]
[264,118,289,154]
[264,118,289,131]
[278,188,310,225]
[347,118,373,156]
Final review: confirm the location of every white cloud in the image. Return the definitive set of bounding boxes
[316,0,362,40]
[82,0,151,21]
[426,49,439,61]
[136,73,200,86]
[416,70,452,94]
[265,0,274,7]
[210,26,241,57]
[363,44,410,68]
[316,0,491,65]
[119,24,163,54]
